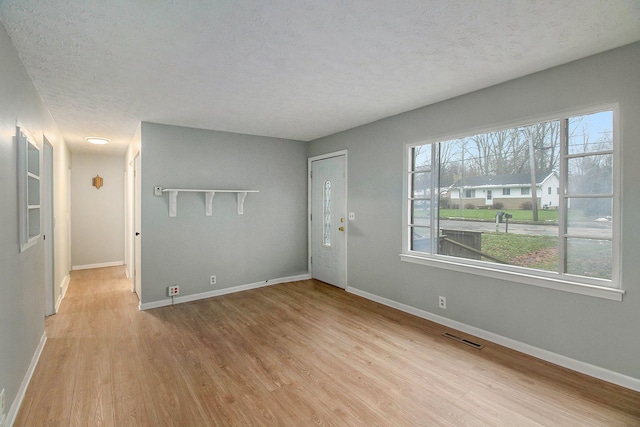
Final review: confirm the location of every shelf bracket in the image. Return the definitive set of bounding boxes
[161,188,258,217]
[205,191,215,216]
[237,192,248,215]
[168,190,178,217]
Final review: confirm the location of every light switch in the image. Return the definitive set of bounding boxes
[154,186,163,196]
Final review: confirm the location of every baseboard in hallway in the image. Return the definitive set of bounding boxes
[71,261,124,271]
[55,275,70,312]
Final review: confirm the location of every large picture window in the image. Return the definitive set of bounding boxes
[403,107,621,299]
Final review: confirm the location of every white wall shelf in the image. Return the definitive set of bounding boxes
[159,188,259,217]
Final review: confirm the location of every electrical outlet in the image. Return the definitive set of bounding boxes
[439,296,446,309]
[154,186,163,196]
[168,285,179,296]
[210,275,216,285]
[348,212,355,220]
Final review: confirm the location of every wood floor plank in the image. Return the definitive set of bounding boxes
[13,267,640,426]
[13,337,80,426]
[68,337,114,426]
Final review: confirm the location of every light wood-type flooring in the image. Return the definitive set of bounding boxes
[15,266,640,426]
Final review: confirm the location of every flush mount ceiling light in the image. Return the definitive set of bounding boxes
[85,137,110,145]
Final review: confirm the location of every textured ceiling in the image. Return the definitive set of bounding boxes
[1,1,639,154]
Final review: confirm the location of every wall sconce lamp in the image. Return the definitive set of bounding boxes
[92,175,103,189]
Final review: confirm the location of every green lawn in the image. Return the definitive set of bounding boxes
[481,233,557,271]
[479,233,610,279]
[416,206,610,279]
[439,208,558,222]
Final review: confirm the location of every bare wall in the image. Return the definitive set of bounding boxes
[140,123,308,304]
[71,152,125,268]
[308,42,640,381]
[0,21,70,422]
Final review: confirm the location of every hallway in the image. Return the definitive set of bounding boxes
[15,267,141,425]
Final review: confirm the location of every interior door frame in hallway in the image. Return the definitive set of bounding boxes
[133,153,142,302]
[43,137,55,316]
[308,150,348,289]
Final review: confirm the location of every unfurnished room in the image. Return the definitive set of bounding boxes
[1,1,639,425]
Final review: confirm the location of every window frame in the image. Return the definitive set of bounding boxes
[401,104,623,301]
[17,125,41,252]
[322,179,332,247]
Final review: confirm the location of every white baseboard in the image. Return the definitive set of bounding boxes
[55,275,70,312]
[71,261,124,271]
[347,286,640,393]
[6,333,47,427]
[140,273,312,311]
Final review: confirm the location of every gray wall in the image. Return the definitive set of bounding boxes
[0,22,69,419]
[71,152,125,268]
[140,123,308,304]
[309,42,640,380]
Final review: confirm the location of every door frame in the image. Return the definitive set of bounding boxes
[133,152,142,303]
[43,138,55,316]
[307,150,348,288]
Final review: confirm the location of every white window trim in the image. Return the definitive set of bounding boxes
[400,254,623,301]
[401,104,624,301]
[17,124,42,252]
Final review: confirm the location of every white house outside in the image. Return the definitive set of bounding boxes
[446,171,559,209]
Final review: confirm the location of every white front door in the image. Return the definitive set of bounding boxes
[310,155,346,288]
[134,154,142,301]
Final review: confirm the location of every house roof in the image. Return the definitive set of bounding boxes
[455,171,555,189]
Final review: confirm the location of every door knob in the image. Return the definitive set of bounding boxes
[338,226,344,232]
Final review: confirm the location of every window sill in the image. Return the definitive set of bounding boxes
[400,253,624,301]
